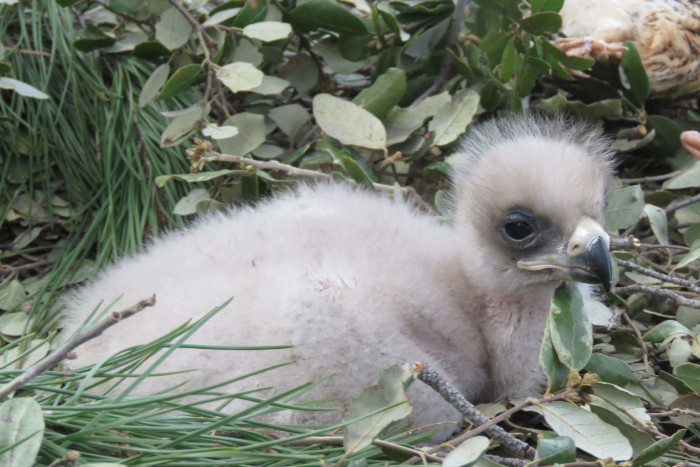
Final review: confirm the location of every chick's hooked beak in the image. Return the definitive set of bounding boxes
[517,216,613,291]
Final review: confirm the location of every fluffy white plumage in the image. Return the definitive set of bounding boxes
[61,115,616,434]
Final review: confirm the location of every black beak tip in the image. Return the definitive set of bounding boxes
[570,236,613,291]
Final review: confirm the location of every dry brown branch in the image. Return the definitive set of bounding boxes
[0,296,155,401]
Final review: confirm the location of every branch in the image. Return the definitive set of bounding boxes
[193,147,436,213]
[616,259,700,294]
[614,285,700,309]
[665,192,700,216]
[624,192,700,236]
[284,436,445,463]
[412,362,537,460]
[415,0,468,102]
[620,170,684,184]
[168,0,217,48]
[0,295,156,401]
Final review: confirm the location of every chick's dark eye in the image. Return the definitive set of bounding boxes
[504,221,533,241]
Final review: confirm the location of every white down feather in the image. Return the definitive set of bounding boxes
[60,115,616,435]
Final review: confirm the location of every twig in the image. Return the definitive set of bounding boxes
[624,192,700,236]
[285,436,445,463]
[650,408,700,418]
[195,148,436,213]
[484,455,527,467]
[666,192,700,216]
[412,362,537,460]
[168,0,217,48]
[619,308,651,374]
[616,259,700,294]
[0,296,156,401]
[614,285,700,309]
[415,0,468,102]
[620,170,684,184]
[445,388,577,450]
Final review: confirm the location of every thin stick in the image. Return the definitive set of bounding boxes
[285,436,444,463]
[0,296,156,401]
[616,259,700,294]
[197,149,436,213]
[412,362,537,460]
[614,285,700,309]
[168,0,217,48]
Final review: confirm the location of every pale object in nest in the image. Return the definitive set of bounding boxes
[557,0,700,92]
[60,115,615,435]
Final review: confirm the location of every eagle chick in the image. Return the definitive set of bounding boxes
[61,115,615,434]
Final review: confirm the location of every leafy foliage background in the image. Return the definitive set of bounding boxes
[0,0,699,465]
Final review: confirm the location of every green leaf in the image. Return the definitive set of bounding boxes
[319,137,378,186]
[242,21,293,42]
[0,398,44,467]
[343,363,413,454]
[479,81,502,111]
[675,239,700,270]
[643,204,669,245]
[605,185,645,231]
[216,62,264,93]
[0,280,28,312]
[531,0,564,13]
[539,318,569,390]
[480,30,509,66]
[646,115,682,156]
[156,64,201,101]
[519,11,562,35]
[659,370,694,395]
[139,64,170,108]
[673,363,700,391]
[443,436,490,467]
[668,393,700,427]
[173,188,212,216]
[644,320,691,343]
[501,38,516,81]
[428,89,480,146]
[632,429,686,466]
[132,40,171,59]
[549,285,592,370]
[217,112,266,156]
[155,7,193,50]
[385,91,450,145]
[269,104,311,140]
[353,67,406,119]
[586,354,636,386]
[536,401,633,460]
[289,0,367,36]
[339,33,371,61]
[664,162,700,190]
[620,41,650,106]
[536,436,576,464]
[73,37,116,52]
[313,94,386,149]
[0,312,29,336]
[160,103,207,148]
[590,383,651,428]
[231,0,268,28]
